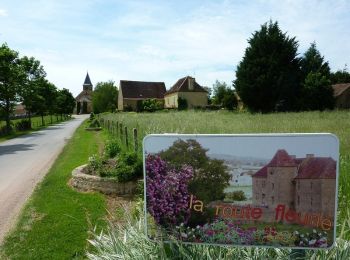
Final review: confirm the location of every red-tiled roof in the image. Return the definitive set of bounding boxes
[252,150,336,179]
[269,149,297,167]
[120,80,166,99]
[332,83,350,97]
[295,157,336,179]
[165,76,207,95]
[253,165,268,178]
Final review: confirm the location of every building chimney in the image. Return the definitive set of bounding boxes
[188,77,195,91]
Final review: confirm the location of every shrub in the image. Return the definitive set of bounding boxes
[89,112,95,121]
[89,119,100,128]
[114,152,143,182]
[146,155,193,227]
[225,190,247,201]
[137,99,163,112]
[15,120,31,131]
[104,139,121,158]
[177,97,188,110]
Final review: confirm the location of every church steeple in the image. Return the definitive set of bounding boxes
[83,72,93,91]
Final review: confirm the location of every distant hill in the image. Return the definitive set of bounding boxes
[208,153,268,167]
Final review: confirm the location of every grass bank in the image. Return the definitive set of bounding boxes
[0,120,107,259]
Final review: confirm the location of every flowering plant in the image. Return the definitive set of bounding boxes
[146,155,193,227]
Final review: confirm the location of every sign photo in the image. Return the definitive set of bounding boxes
[143,134,339,249]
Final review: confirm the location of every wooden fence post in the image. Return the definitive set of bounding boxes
[116,121,119,137]
[120,123,123,140]
[133,128,138,152]
[124,126,128,148]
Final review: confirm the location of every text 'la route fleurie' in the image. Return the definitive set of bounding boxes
[189,195,332,231]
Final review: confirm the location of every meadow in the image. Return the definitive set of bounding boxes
[100,110,350,237]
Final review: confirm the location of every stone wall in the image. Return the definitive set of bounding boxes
[70,165,137,195]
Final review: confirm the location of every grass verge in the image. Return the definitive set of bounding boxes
[0,115,69,143]
[0,120,107,259]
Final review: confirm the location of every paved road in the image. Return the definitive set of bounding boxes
[0,114,88,245]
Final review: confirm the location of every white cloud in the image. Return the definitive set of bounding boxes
[0,9,7,16]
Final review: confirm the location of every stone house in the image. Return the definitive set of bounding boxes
[118,80,166,111]
[164,76,208,109]
[75,73,93,114]
[252,149,336,218]
[332,83,350,109]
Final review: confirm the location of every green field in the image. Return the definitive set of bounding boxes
[101,110,350,238]
[0,115,67,142]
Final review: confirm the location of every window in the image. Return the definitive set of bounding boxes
[271,196,274,204]
[311,197,313,206]
[262,181,266,187]
[272,183,274,190]
[298,181,300,190]
[297,196,300,205]
[310,182,313,190]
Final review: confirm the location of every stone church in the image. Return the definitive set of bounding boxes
[252,149,336,219]
[75,73,93,114]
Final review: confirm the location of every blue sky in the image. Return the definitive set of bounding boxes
[0,0,349,97]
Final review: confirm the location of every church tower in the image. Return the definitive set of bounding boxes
[75,72,93,114]
[83,72,93,91]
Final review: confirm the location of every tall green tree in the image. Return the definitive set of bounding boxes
[56,88,75,116]
[0,43,25,133]
[300,42,330,79]
[300,43,334,110]
[19,56,47,123]
[330,65,350,84]
[212,80,238,110]
[234,21,301,112]
[92,81,118,113]
[301,72,334,110]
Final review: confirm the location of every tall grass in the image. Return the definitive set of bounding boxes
[101,110,350,236]
[87,205,350,260]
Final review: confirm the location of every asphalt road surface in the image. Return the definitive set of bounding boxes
[0,114,88,245]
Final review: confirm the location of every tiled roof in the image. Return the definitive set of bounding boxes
[295,157,336,179]
[120,80,166,99]
[165,76,207,95]
[332,83,350,97]
[269,149,297,167]
[253,149,336,179]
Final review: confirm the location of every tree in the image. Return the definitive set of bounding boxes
[159,139,230,203]
[234,21,301,112]
[301,72,334,110]
[56,88,75,116]
[212,80,238,110]
[203,86,212,104]
[300,42,330,79]
[0,43,25,133]
[330,65,350,84]
[19,56,47,124]
[300,43,334,110]
[92,81,118,113]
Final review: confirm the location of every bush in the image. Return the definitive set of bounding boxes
[104,139,121,158]
[145,155,193,227]
[89,112,95,121]
[137,99,163,112]
[15,120,31,131]
[225,190,247,201]
[114,152,143,182]
[177,97,188,110]
[89,119,100,128]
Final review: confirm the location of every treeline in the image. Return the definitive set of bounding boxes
[234,20,350,113]
[0,43,75,134]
